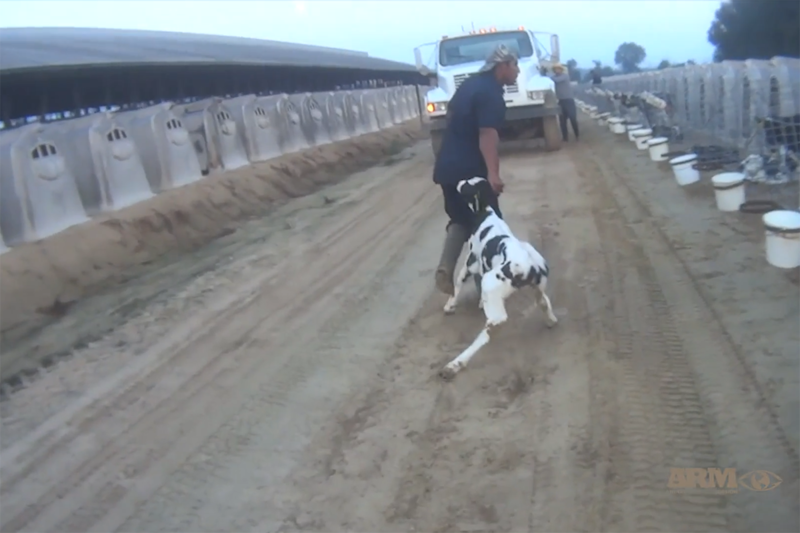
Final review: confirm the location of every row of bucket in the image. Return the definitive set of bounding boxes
[0,85,426,253]
[577,99,800,271]
[579,56,800,152]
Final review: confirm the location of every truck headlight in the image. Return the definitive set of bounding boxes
[426,102,447,113]
[527,90,545,102]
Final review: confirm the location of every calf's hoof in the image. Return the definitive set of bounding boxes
[439,363,461,381]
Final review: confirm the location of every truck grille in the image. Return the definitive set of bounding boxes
[453,72,519,94]
[453,73,475,88]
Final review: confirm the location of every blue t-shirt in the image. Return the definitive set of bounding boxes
[433,72,506,186]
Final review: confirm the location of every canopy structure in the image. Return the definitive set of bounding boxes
[0,27,423,122]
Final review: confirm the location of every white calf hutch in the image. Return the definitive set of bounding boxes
[374,90,394,130]
[286,92,330,148]
[115,102,203,192]
[46,112,153,215]
[355,90,381,134]
[224,94,284,163]
[0,123,89,245]
[387,88,405,125]
[174,98,249,175]
[315,91,350,142]
[274,95,310,154]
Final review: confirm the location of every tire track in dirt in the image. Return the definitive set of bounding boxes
[7,200,438,531]
[605,236,728,532]
[0,153,431,453]
[0,152,440,533]
[0,149,429,422]
[0,124,423,360]
[574,139,799,532]
[112,195,445,533]
[0,146,429,454]
[522,154,616,533]
[0,155,431,488]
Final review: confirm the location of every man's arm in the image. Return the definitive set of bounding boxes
[474,89,506,192]
[479,129,500,185]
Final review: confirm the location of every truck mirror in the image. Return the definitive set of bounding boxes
[414,48,424,70]
[550,35,560,63]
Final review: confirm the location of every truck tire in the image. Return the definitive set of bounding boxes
[431,130,443,158]
[542,115,562,152]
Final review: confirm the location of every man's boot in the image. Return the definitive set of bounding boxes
[435,224,469,295]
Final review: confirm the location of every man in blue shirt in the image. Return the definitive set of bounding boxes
[433,45,520,296]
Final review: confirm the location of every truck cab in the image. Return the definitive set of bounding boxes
[415,27,563,154]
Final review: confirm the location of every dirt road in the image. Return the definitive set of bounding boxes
[1,122,797,533]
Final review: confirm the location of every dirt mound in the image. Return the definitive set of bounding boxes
[0,122,425,338]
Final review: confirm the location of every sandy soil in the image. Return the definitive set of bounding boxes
[0,118,797,533]
[0,122,423,381]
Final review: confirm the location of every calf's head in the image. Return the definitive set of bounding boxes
[456,177,495,213]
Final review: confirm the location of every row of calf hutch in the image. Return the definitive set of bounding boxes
[0,85,424,252]
[578,57,800,151]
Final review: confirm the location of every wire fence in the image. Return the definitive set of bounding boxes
[574,57,800,210]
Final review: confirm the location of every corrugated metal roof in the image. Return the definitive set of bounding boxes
[0,27,417,73]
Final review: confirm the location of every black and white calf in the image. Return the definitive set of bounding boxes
[440,177,558,380]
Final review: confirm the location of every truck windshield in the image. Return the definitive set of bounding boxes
[439,31,534,67]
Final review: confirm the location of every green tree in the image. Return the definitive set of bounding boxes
[657,59,671,70]
[708,0,800,61]
[565,58,581,82]
[583,63,616,82]
[614,42,647,73]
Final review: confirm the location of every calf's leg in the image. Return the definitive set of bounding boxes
[444,261,472,314]
[534,285,559,327]
[440,273,509,380]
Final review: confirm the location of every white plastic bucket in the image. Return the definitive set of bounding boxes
[632,128,653,150]
[626,124,643,141]
[597,112,611,126]
[711,172,746,212]
[647,137,670,161]
[609,119,626,134]
[669,154,700,186]
[762,210,800,268]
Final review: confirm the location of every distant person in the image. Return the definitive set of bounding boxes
[432,45,520,296]
[542,62,579,142]
[591,66,602,85]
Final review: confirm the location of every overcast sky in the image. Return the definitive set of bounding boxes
[1,0,721,68]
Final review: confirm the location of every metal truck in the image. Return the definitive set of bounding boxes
[414,26,563,155]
